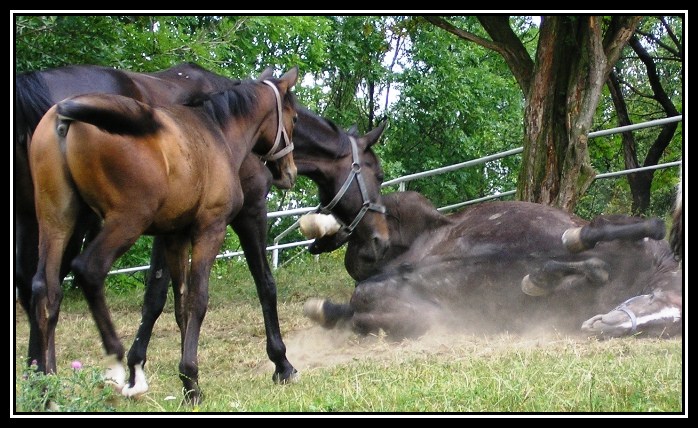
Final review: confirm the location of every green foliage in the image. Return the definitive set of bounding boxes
[381,16,524,207]
[13,14,683,280]
[16,361,117,412]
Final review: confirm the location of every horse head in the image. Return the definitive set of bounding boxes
[581,274,682,338]
[255,67,299,190]
[293,109,391,263]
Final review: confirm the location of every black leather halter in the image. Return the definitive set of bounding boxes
[316,136,386,235]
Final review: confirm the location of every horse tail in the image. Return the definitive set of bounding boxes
[56,94,162,136]
[669,164,683,261]
[15,71,55,148]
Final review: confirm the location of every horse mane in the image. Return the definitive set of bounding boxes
[15,71,54,147]
[191,80,261,127]
[190,79,298,130]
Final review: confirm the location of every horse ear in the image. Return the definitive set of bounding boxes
[258,67,274,81]
[277,66,299,93]
[357,118,388,149]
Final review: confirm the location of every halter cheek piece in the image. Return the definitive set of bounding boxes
[613,295,647,333]
[260,80,294,162]
[316,136,386,235]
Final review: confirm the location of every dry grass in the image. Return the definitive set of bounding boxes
[13,255,686,414]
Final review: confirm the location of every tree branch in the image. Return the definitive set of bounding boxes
[421,15,534,94]
[421,16,499,50]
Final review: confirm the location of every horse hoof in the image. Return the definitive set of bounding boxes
[103,357,127,392]
[273,368,300,385]
[303,298,327,324]
[121,364,148,398]
[562,227,587,253]
[521,274,550,296]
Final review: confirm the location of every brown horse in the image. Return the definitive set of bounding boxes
[15,63,248,372]
[28,68,298,404]
[16,63,390,401]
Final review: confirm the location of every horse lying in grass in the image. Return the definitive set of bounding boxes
[301,192,682,340]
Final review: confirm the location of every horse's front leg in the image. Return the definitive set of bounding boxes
[122,236,173,398]
[232,211,298,384]
[178,223,226,405]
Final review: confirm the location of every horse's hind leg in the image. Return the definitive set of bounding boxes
[562,218,665,252]
[29,117,80,375]
[123,236,171,398]
[15,214,43,367]
[522,258,610,296]
[178,221,227,405]
[70,219,145,391]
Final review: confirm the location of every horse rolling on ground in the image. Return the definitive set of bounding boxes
[302,193,682,340]
[15,62,391,401]
[28,67,299,404]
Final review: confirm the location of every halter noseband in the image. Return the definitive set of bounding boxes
[613,295,646,333]
[316,136,386,235]
[260,80,294,162]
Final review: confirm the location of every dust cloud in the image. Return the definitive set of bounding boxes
[274,314,581,372]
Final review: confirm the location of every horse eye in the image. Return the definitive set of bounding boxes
[292,115,298,124]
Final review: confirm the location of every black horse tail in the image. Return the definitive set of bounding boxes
[669,164,683,262]
[56,94,162,136]
[15,71,55,147]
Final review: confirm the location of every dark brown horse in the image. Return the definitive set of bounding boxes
[28,68,298,404]
[122,105,389,397]
[15,63,390,400]
[303,192,682,340]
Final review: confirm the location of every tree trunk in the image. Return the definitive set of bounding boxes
[423,15,641,212]
[516,16,640,211]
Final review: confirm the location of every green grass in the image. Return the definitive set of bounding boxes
[13,253,685,414]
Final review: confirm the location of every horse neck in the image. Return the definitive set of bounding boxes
[292,108,348,175]
[217,88,279,161]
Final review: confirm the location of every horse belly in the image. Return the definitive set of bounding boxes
[150,153,239,233]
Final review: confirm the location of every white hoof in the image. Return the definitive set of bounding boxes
[521,274,550,297]
[562,227,586,253]
[103,356,126,392]
[303,298,327,324]
[122,363,149,398]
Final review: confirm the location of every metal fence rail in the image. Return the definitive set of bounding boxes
[105,115,682,275]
